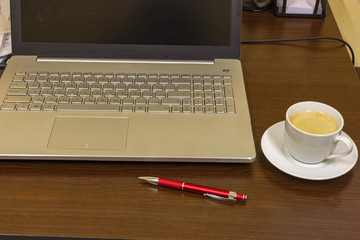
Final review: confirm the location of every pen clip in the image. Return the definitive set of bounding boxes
[203,193,237,202]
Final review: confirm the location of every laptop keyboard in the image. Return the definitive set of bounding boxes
[0,71,236,114]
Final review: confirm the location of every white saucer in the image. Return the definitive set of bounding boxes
[261,121,358,180]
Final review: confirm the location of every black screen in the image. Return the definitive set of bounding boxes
[21,0,232,46]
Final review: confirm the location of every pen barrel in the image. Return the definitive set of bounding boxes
[158,179,226,195]
[184,183,247,200]
[157,178,246,200]
[158,178,184,190]
[183,183,230,198]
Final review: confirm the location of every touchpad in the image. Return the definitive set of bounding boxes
[48,117,129,150]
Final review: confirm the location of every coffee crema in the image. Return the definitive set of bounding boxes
[290,110,338,135]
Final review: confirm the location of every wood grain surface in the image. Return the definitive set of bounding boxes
[0,5,359,240]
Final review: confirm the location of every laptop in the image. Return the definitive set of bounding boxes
[0,0,255,162]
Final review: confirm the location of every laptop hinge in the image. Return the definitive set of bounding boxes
[36,57,215,65]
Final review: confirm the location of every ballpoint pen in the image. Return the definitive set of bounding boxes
[138,176,247,202]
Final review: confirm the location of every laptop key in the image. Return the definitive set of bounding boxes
[161,98,181,106]
[17,103,29,111]
[224,86,234,99]
[168,91,191,98]
[122,105,133,112]
[171,78,191,85]
[43,104,56,111]
[226,100,236,114]
[135,106,146,112]
[148,98,160,105]
[15,72,26,76]
[84,97,96,104]
[0,103,16,110]
[45,96,58,104]
[205,106,214,114]
[29,89,41,96]
[29,103,43,111]
[3,96,32,103]
[224,79,232,85]
[32,96,45,103]
[148,105,170,113]
[216,106,226,114]
[12,76,24,82]
[56,104,119,112]
[10,82,28,89]
[194,106,204,113]
[171,106,182,113]
[6,89,28,96]
[183,106,192,113]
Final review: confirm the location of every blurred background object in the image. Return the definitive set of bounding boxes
[274,0,327,17]
[243,0,272,12]
[328,0,360,67]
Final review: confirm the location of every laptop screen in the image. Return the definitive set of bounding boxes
[21,0,231,46]
[11,0,242,60]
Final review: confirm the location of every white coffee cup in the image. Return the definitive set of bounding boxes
[284,101,353,164]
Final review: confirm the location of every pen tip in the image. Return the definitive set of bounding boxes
[138,176,159,185]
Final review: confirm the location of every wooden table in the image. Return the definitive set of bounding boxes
[1,5,359,240]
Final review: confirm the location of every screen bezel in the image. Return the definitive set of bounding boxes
[10,0,242,60]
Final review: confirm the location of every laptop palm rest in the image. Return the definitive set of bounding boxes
[48,117,128,150]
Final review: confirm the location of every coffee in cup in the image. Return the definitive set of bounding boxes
[284,101,353,164]
[290,110,338,135]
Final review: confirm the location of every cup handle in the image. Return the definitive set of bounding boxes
[327,135,353,159]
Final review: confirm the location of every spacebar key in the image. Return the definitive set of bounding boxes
[148,105,170,113]
[57,104,120,112]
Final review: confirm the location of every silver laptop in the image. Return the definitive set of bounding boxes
[0,0,255,162]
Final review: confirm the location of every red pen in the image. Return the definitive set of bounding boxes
[138,176,247,202]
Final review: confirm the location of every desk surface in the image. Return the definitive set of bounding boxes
[1,6,360,240]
